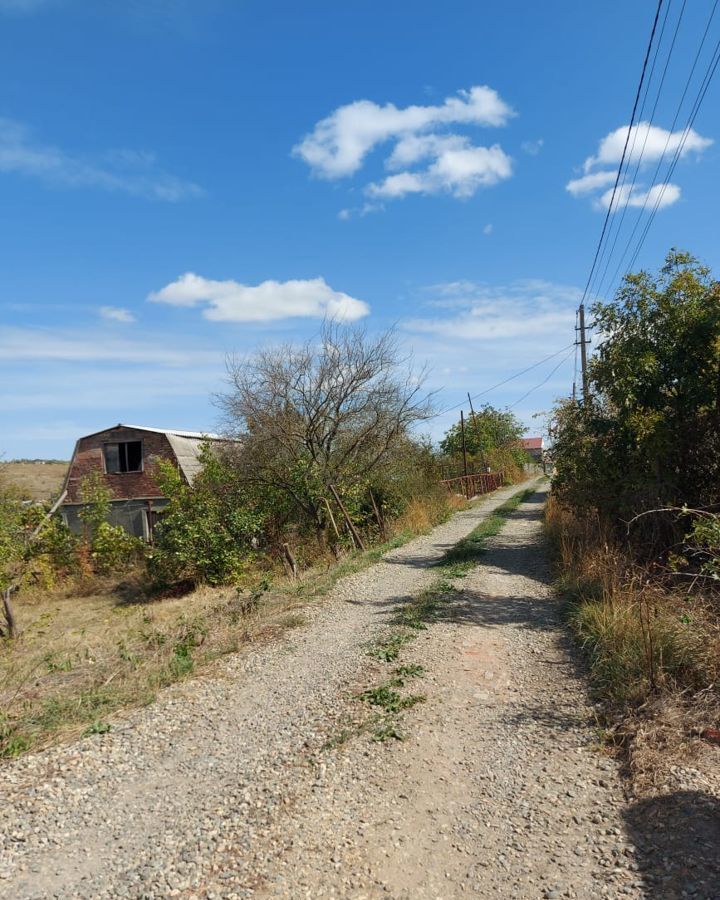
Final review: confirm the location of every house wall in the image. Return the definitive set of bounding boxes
[63,427,175,504]
[62,498,169,540]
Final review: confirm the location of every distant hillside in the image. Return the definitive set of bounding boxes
[0,460,69,502]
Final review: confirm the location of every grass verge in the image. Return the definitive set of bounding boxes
[0,488,475,759]
[544,490,720,791]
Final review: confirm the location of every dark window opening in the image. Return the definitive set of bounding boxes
[104,440,143,474]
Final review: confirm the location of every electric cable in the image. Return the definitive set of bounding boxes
[593,0,687,303]
[578,0,665,310]
[431,342,575,420]
[625,31,720,274]
[509,349,577,410]
[586,0,676,305]
[604,0,720,292]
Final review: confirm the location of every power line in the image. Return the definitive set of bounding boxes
[578,0,665,311]
[432,342,575,420]
[603,0,720,293]
[593,0,686,303]
[509,349,576,410]
[586,0,676,305]
[625,31,720,274]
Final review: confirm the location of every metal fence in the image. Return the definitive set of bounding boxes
[439,470,504,500]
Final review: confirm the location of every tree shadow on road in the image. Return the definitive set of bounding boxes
[623,790,720,899]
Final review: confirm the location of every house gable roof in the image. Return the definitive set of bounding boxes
[64,424,238,491]
[521,436,544,451]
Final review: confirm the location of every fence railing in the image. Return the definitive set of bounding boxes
[440,471,504,500]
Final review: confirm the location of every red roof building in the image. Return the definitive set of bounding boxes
[520,436,544,463]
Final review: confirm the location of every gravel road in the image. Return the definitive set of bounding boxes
[2,480,718,899]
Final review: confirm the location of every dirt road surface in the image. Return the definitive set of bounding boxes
[2,482,718,899]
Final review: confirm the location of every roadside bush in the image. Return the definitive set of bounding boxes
[551,249,720,548]
[90,522,144,576]
[547,250,720,738]
[148,452,263,587]
[76,472,142,576]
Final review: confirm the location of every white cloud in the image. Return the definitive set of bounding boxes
[584,122,712,171]
[483,223,493,235]
[367,140,512,200]
[567,120,711,212]
[294,86,514,179]
[566,170,616,196]
[0,327,221,365]
[405,279,579,341]
[99,306,136,323]
[148,273,370,323]
[0,117,204,201]
[293,86,516,209]
[521,138,544,155]
[597,182,681,211]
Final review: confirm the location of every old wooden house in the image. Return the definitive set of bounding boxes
[60,424,225,540]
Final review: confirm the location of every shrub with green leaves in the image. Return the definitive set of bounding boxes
[551,249,720,554]
[76,472,142,575]
[148,448,263,587]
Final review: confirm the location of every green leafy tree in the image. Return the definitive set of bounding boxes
[551,249,720,541]
[440,404,528,478]
[148,447,264,587]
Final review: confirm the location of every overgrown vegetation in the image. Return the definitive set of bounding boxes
[440,404,530,482]
[548,250,720,784]
[1,322,531,758]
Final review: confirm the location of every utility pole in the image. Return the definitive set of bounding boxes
[467,392,486,471]
[578,303,590,402]
[460,409,468,477]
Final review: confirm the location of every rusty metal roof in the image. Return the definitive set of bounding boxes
[121,424,223,440]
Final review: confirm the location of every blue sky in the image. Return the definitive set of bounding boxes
[2,0,719,459]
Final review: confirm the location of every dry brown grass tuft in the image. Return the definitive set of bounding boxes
[0,573,307,757]
[545,492,720,792]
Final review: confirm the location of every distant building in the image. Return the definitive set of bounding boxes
[60,424,231,540]
[520,436,544,464]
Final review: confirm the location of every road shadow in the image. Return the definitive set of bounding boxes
[623,790,720,898]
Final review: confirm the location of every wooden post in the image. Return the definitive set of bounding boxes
[282,542,298,579]
[323,497,342,543]
[460,410,468,479]
[368,489,386,540]
[329,484,366,552]
[579,303,590,402]
[2,588,17,640]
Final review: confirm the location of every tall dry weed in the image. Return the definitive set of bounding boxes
[545,492,720,782]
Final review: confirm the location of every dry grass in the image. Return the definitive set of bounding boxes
[0,485,469,759]
[0,461,68,502]
[545,492,720,789]
[0,572,307,757]
[394,490,467,535]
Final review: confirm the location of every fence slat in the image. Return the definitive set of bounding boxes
[439,471,503,498]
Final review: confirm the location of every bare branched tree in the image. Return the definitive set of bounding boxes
[217,322,433,544]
